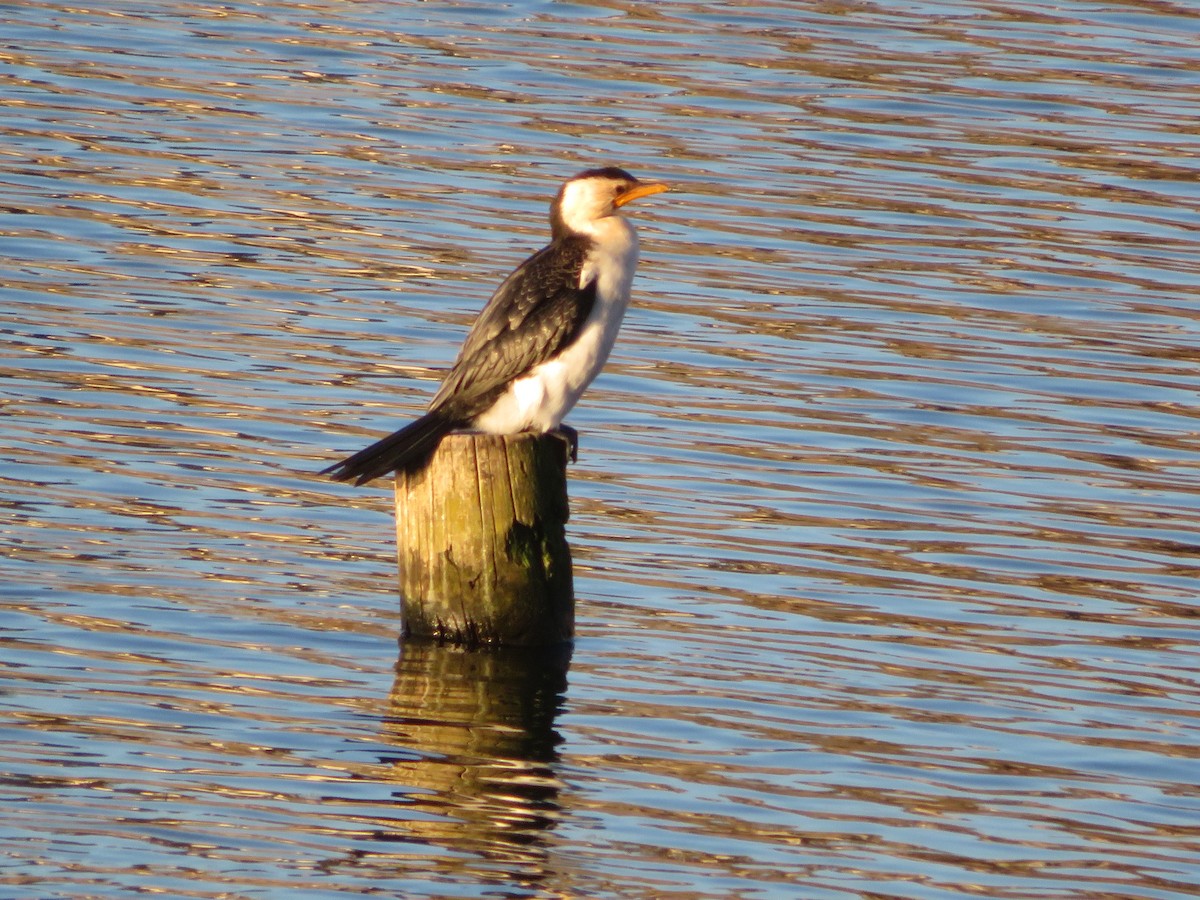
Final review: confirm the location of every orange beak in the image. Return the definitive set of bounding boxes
[614,181,670,208]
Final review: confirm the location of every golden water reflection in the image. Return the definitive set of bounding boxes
[364,643,570,887]
[4,0,1200,896]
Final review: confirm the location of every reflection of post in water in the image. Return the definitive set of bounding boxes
[376,641,571,882]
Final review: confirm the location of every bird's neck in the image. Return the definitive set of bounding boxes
[582,213,636,255]
[576,215,640,306]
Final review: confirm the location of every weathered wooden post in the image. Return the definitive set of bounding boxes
[394,432,574,646]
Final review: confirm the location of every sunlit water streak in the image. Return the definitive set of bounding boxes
[2,1,1199,898]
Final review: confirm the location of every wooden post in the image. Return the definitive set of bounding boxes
[395,432,574,647]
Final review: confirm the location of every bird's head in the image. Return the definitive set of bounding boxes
[551,167,669,239]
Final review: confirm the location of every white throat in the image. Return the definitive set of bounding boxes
[555,177,631,236]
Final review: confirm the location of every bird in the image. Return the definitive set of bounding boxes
[321,166,669,486]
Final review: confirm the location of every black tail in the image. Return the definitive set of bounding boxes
[320,411,455,486]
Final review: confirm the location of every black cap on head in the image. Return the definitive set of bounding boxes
[569,166,638,183]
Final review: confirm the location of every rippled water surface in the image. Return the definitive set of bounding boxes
[3,1,1199,897]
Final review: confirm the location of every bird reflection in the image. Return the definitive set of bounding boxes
[372,641,571,884]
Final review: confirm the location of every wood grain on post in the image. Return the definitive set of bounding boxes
[395,432,574,647]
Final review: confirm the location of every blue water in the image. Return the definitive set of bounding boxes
[3,1,1199,898]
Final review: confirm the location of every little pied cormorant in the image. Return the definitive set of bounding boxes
[321,167,669,486]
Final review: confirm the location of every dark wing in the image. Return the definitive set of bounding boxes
[428,235,597,419]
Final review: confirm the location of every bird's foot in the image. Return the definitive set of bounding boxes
[552,425,579,464]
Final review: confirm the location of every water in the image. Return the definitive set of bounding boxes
[3,1,1199,897]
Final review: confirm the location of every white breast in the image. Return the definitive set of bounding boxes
[471,217,640,434]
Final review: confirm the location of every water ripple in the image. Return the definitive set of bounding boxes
[3,1,1199,898]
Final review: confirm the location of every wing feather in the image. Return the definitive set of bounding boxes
[428,236,596,418]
